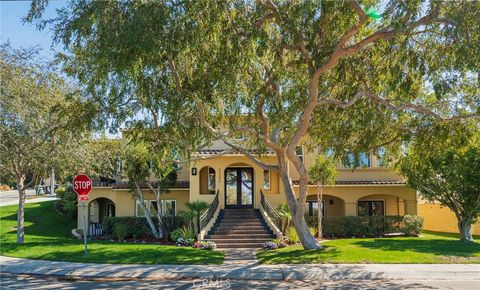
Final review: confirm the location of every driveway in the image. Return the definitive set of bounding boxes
[0,190,57,207]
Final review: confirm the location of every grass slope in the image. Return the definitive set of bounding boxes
[0,201,223,264]
[257,231,480,264]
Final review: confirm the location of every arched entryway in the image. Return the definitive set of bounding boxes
[199,166,216,195]
[88,197,115,225]
[225,163,254,208]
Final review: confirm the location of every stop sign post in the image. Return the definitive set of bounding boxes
[73,174,92,256]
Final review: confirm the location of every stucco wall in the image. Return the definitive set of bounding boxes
[289,185,417,216]
[189,155,279,209]
[77,187,189,231]
[418,203,480,235]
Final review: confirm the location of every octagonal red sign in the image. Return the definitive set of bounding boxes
[73,174,92,196]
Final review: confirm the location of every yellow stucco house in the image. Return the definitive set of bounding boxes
[79,139,479,246]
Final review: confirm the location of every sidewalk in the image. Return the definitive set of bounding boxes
[1,256,479,281]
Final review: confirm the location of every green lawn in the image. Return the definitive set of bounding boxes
[0,201,223,265]
[257,231,480,264]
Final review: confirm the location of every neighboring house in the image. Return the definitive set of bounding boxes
[79,138,422,247]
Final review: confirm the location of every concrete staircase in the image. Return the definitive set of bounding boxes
[203,208,275,248]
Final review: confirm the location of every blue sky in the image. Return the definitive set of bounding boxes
[0,0,68,60]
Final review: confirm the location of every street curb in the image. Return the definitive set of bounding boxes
[2,256,480,282]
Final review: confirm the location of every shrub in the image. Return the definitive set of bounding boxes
[103,216,183,239]
[170,228,183,241]
[177,226,196,240]
[402,215,424,236]
[263,241,278,250]
[56,186,77,220]
[285,227,299,244]
[113,223,128,240]
[320,215,419,238]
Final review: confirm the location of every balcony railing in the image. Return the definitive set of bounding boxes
[199,189,219,230]
[260,190,281,230]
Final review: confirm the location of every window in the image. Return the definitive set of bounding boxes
[343,152,371,168]
[325,148,335,158]
[296,146,304,164]
[116,157,122,175]
[161,200,176,216]
[358,200,384,216]
[106,204,115,217]
[136,200,176,216]
[376,147,387,167]
[263,170,271,190]
[306,201,325,216]
[359,153,370,167]
[208,167,216,191]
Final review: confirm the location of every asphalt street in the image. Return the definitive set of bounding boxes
[1,273,478,290]
[0,190,56,206]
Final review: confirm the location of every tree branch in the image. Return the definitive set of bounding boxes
[319,91,480,121]
[221,139,279,171]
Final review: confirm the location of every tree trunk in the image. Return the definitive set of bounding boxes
[278,166,321,249]
[317,182,323,239]
[291,211,320,249]
[458,220,474,242]
[133,182,160,239]
[16,175,26,244]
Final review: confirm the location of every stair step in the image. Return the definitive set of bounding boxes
[205,238,272,242]
[215,222,266,226]
[213,243,265,249]
[213,227,268,231]
[210,230,273,235]
[205,234,274,239]
[204,208,275,248]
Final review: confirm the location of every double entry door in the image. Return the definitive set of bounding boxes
[225,168,254,208]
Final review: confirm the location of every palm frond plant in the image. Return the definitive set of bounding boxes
[185,200,209,235]
[276,203,292,234]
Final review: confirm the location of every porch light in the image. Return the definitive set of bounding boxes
[191,167,197,176]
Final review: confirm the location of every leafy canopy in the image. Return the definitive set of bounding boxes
[398,122,480,239]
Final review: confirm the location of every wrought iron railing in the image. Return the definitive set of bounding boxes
[199,189,219,230]
[260,190,281,230]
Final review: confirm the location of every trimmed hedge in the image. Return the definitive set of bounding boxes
[102,216,183,239]
[305,215,423,237]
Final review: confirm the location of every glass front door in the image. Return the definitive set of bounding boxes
[225,168,254,208]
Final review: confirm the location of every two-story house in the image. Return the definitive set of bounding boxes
[80,136,426,247]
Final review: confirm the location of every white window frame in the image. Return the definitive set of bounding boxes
[263,170,271,190]
[296,146,304,164]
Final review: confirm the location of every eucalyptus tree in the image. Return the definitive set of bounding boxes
[398,123,480,241]
[123,142,177,239]
[29,0,480,249]
[0,45,93,243]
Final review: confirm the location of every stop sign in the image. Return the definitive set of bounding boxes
[73,174,92,197]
